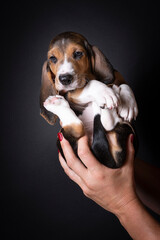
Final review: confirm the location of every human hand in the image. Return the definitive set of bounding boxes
[58,134,138,216]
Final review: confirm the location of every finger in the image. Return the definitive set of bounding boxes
[78,136,102,170]
[59,134,87,177]
[59,153,86,189]
[125,134,135,166]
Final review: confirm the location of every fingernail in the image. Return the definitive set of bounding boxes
[58,149,60,153]
[131,134,134,144]
[58,132,63,141]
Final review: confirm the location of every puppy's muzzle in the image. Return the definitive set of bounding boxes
[59,74,73,85]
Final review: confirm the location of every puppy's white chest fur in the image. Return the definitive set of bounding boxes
[79,103,95,143]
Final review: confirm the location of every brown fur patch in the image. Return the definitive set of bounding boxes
[107,131,122,164]
[67,88,84,104]
[63,123,85,139]
[114,71,126,85]
[40,112,57,125]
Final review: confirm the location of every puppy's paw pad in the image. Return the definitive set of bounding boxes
[44,96,57,106]
[44,95,65,105]
[43,95,70,113]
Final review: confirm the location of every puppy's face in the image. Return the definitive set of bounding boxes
[47,33,94,93]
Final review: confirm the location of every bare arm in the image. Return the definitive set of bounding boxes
[58,133,160,240]
[117,197,160,240]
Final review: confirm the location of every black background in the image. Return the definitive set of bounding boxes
[2,1,160,239]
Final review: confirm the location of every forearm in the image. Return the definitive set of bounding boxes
[116,198,160,240]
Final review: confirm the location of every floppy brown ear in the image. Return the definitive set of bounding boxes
[40,61,58,125]
[92,46,114,84]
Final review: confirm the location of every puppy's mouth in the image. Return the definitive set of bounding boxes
[56,75,88,93]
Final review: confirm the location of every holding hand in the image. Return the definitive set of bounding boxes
[58,133,160,240]
[58,133,136,215]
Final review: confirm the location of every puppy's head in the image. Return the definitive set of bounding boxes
[47,32,95,93]
[40,32,114,124]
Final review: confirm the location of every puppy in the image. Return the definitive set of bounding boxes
[40,32,138,168]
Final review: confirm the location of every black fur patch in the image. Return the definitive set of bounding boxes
[91,114,117,168]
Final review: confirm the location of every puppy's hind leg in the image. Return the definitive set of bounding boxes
[91,102,117,168]
[108,122,138,168]
[44,95,85,157]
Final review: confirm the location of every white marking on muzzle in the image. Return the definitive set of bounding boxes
[57,54,75,77]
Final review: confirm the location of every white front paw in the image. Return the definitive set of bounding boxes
[43,95,69,113]
[118,104,138,121]
[118,85,138,122]
[95,85,120,109]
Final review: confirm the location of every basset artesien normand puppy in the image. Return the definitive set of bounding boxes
[40,32,138,168]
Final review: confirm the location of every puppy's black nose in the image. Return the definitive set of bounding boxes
[59,74,73,85]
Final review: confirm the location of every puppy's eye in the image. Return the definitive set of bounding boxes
[73,51,83,60]
[50,56,57,64]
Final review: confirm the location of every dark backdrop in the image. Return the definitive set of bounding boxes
[2,1,160,239]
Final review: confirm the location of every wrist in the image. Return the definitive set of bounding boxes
[114,196,160,240]
[111,189,139,217]
[115,196,141,224]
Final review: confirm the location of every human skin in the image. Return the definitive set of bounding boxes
[58,134,160,240]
